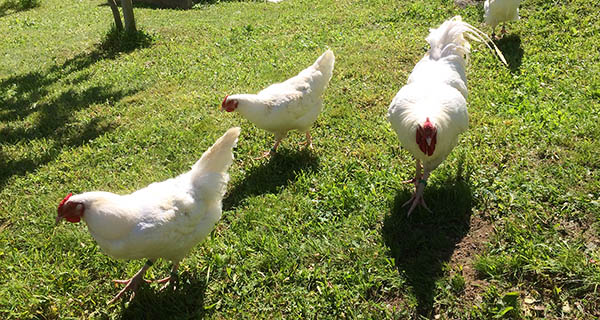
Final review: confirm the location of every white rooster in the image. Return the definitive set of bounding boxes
[221,49,335,159]
[387,16,505,216]
[56,127,240,303]
[484,0,522,38]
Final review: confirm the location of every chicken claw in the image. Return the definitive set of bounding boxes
[108,260,155,304]
[255,139,282,160]
[402,178,416,184]
[298,131,313,149]
[254,150,273,160]
[109,277,142,304]
[402,180,432,217]
[156,263,179,291]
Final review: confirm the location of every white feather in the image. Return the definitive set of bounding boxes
[484,0,522,29]
[66,127,240,263]
[226,50,335,141]
[387,16,493,173]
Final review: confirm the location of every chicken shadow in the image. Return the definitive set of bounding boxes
[0,29,152,188]
[120,270,212,319]
[382,158,474,317]
[223,148,320,210]
[495,34,524,72]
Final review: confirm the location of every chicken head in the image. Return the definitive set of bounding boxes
[416,117,437,156]
[221,96,238,112]
[56,193,84,224]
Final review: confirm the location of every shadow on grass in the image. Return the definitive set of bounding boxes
[0,0,40,18]
[0,29,153,188]
[223,148,320,210]
[495,34,524,72]
[190,0,277,6]
[120,271,212,318]
[98,0,265,10]
[382,158,474,317]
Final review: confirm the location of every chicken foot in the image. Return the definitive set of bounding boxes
[403,167,432,217]
[155,263,179,291]
[493,24,507,40]
[255,138,282,160]
[298,131,313,149]
[143,262,179,284]
[491,27,499,40]
[109,259,156,304]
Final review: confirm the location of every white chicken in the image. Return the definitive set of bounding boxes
[221,49,335,159]
[387,16,505,216]
[484,0,522,38]
[56,127,240,303]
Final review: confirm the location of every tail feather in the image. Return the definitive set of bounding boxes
[426,16,507,65]
[312,49,335,80]
[192,127,241,177]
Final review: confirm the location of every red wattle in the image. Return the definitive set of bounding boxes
[66,216,81,223]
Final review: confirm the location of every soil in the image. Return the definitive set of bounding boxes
[454,0,482,8]
[448,214,494,302]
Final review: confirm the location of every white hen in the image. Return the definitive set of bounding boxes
[484,0,522,38]
[387,16,504,216]
[56,127,240,303]
[221,50,335,158]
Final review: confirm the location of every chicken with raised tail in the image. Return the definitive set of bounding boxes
[221,49,335,159]
[387,16,505,216]
[484,0,522,38]
[56,127,241,303]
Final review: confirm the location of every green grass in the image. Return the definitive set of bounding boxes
[1,0,599,318]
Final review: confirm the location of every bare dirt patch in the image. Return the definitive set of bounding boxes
[448,214,494,302]
[454,0,481,8]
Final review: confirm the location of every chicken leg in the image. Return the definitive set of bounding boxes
[255,138,282,159]
[109,259,155,304]
[298,131,313,149]
[402,160,422,184]
[403,164,432,217]
[143,262,179,284]
[491,27,499,40]
[154,263,179,291]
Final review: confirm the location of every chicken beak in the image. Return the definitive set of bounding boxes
[426,137,432,146]
[55,215,63,225]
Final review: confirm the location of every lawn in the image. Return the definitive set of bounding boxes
[1,0,599,318]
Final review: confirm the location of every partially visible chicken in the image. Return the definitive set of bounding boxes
[484,0,522,38]
[387,16,505,216]
[56,127,240,303]
[221,50,335,159]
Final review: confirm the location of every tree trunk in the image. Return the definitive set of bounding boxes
[120,0,136,33]
[107,0,123,31]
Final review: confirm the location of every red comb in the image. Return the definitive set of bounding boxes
[423,117,434,129]
[58,193,73,211]
[221,95,229,107]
